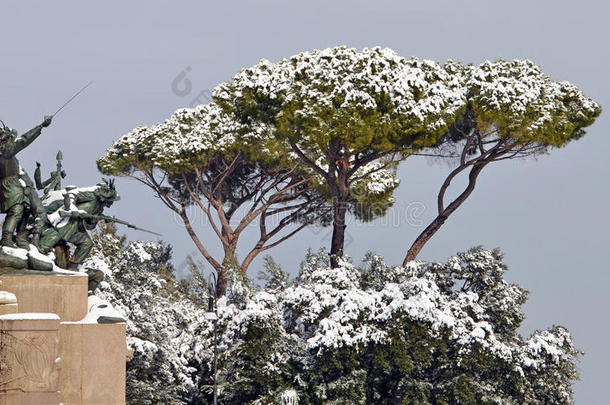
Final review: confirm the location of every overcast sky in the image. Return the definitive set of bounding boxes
[1,1,608,401]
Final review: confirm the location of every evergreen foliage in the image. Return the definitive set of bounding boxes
[211,46,600,265]
[85,225,208,404]
[96,102,332,295]
[89,226,581,404]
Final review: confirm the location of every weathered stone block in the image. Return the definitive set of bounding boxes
[60,321,126,405]
[0,304,17,316]
[0,269,87,321]
[0,313,61,405]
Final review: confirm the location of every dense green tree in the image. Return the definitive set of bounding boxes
[270,248,580,404]
[214,46,466,266]
[85,224,207,405]
[403,59,601,264]
[89,225,582,404]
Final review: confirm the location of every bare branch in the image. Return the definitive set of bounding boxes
[181,172,227,245]
[290,142,327,178]
[177,208,223,273]
[210,152,242,195]
[193,167,234,243]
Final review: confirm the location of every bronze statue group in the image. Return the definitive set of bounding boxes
[0,116,120,271]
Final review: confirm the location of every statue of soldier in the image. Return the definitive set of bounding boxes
[0,117,52,248]
[39,179,120,269]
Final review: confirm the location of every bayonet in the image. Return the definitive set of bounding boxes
[59,211,161,236]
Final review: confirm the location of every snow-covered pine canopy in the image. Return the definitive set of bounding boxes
[97,95,402,222]
[97,46,601,271]
[96,102,336,287]
[467,59,600,147]
[99,47,600,224]
[97,102,269,175]
[214,46,600,166]
[401,57,600,264]
[214,46,467,148]
[213,46,466,185]
[210,45,467,250]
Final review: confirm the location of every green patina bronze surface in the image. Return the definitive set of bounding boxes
[0,117,52,249]
[39,180,119,268]
[35,150,66,195]
[0,110,157,274]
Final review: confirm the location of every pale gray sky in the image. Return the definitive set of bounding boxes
[1,1,608,402]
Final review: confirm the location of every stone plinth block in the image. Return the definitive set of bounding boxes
[60,322,126,405]
[0,290,17,316]
[0,304,17,316]
[0,268,87,322]
[0,313,62,405]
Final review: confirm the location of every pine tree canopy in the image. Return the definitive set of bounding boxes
[96,45,601,278]
[466,59,600,148]
[97,47,600,231]
[97,102,275,175]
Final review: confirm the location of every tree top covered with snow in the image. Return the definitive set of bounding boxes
[214,46,599,155]
[467,58,601,147]
[98,46,600,234]
[97,102,274,175]
[214,46,467,153]
[216,247,579,403]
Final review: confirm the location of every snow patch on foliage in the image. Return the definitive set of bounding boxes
[92,228,580,404]
[98,102,271,174]
[468,59,600,140]
[215,46,467,133]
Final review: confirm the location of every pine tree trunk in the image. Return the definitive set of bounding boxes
[327,144,350,269]
[216,245,238,297]
[402,215,447,265]
[330,199,347,268]
[402,162,487,266]
[216,269,228,297]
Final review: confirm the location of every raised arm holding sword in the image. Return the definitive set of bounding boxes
[0,82,91,248]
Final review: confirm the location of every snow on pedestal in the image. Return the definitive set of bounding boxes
[0,269,127,405]
[0,281,17,315]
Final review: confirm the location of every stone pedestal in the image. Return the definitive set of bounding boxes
[59,322,127,405]
[0,269,127,405]
[0,313,62,405]
[0,268,88,321]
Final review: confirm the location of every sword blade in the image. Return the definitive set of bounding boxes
[52,81,93,117]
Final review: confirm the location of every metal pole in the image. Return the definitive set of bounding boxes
[208,273,218,405]
[213,316,218,405]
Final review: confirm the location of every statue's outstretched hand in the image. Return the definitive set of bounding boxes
[42,116,52,128]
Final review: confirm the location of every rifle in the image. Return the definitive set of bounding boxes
[59,211,161,236]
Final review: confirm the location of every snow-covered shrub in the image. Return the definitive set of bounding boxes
[90,226,580,404]
[246,248,579,404]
